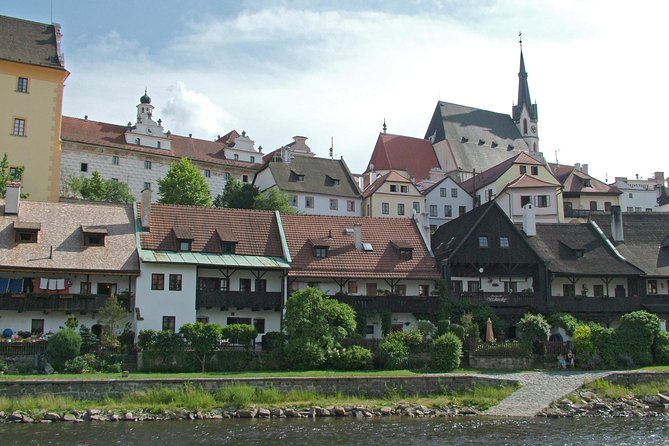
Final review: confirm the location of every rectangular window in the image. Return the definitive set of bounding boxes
[204,169,211,178]
[144,160,152,169]
[382,202,390,215]
[467,281,480,292]
[589,201,597,211]
[429,205,438,217]
[31,319,44,335]
[80,163,88,172]
[239,278,251,292]
[347,200,355,212]
[144,182,151,191]
[366,283,377,296]
[536,195,550,208]
[365,325,375,335]
[162,316,176,332]
[15,230,37,243]
[604,202,611,211]
[627,206,634,212]
[487,189,494,201]
[242,175,249,183]
[397,203,405,215]
[390,185,397,192]
[225,172,231,180]
[348,281,358,294]
[400,185,409,193]
[290,195,298,206]
[459,205,466,217]
[646,208,653,212]
[329,198,338,210]
[440,188,447,197]
[253,318,265,334]
[563,284,575,297]
[444,205,452,217]
[499,236,510,248]
[234,154,239,160]
[413,201,420,213]
[394,284,406,296]
[156,141,161,149]
[97,283,116,295]
[504,281,518,293]
[635,207,641,212]
[314,247,328,258]
[648,280,658,295]
[17,77,28,93]
[521,195,531,207]
[250,156,255,163]
[151,273,165,290]
[79,282,91,294]
[419,285,430,296]
[178,240,192,252]
[519,165,527,174]
[255,279,267,292]
[196,316,209,324]
[13,118,25,136]
[451,188,458,198]
[479,235,489,248]
[112,155,119,165]
[531,166,539,175]
[305,196,314,208]
[450,280,463,294]
[593,284,604,297]
[628,192,633,198]
[221,242,235,254]
[169,274,182,291]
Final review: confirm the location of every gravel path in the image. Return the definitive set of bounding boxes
[478,370,612,417]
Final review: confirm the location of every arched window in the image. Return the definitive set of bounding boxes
[523,119,528,134]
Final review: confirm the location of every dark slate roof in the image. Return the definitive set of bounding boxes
[522,223,642,276]
[591,213,669,277]
[366,133,441,182]
[460,151,547,193]
[259,156,361,198]
[431,201,497,258]
[549,163,621,196]
[512,50,538,122]
[0,15,65,70]
[424,101,531,173]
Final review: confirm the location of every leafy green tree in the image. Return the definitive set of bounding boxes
[516,312,550,354]
[46,328,82,371]
[213,177,257,208]
[283,288,356,369]
[431,332,462,371]
[616,310,662,366]
[64,171,133,204]
[254,188,298,214]
[0,153,25,198]
[179,322,223,372]
[158,158,211,206]
[97,295,129,347]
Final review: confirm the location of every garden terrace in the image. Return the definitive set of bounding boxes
[0,293,131,313]
[195,290,282,311]
[333,295,439,314]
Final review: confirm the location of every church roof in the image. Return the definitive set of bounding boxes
[424,101,530,174]
[61,116,260,170]
[512,50,538,122]
[0,15,66,70]
[366,133,441,182]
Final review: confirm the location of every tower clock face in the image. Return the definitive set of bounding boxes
[530,125,537,134]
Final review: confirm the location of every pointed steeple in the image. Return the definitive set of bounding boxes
[512,35,538,122]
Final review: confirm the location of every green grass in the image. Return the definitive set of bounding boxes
[584,378,669,399]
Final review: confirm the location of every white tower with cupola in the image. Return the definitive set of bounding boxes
[124,90,172,150]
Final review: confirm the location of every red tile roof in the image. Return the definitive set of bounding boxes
[362,170,414,198]
[366,133,440,182]
[549,163,620,195]
[281,214,440,279]
[139,204,284,257]
[61,117,261,170]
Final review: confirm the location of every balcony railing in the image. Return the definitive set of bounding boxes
[196,290,283,310]
[0,293,131,312]
[452,291,538,307]
[546,295,642,313]
[333,295,439,314]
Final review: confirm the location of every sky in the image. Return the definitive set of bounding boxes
[3,0,668,182]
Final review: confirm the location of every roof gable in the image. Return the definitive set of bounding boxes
[263,157,361,198]
[367,133,440,182]
[0,15,65,70]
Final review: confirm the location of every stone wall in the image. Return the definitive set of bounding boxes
[468,355,533,370]
[0,375,514,400]
[604,372,669,386]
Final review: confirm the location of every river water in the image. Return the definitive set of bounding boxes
[1,416,668,445]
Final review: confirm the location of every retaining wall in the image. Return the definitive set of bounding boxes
[468,356,532,370]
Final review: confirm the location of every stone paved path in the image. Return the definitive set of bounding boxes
[477,370,612,417]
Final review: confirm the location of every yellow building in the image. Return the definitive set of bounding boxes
[0,15,68,201]
[362,171,425,218]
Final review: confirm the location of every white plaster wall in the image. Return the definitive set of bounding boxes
[196,309,281,343]
[197,269,284,292]
[550,277,631,296]
[134,263,197,333]
[425,179,472,229]
[61,142,254,202]
[496,188,560,223]
[293,193,362,216]
[0,311,118,336]
[618,188,660,212]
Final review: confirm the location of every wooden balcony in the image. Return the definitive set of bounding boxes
[196,290,283,310]
[333,295,439,314]
[0,293,131,312]
[452,291,539,308]
[545,295,642,314]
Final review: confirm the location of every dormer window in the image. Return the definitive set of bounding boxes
[391,240,413,260]
[14,221,40,243]
[314,247,328,258]
[81,225,107,247]
[309,238,332,258]
[177,240,191,251]
[173,227,194,252]
[215,227,238,254]
[583,179,592,187]
[221,242,236,254]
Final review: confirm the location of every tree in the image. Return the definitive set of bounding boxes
[179,322,223,372]
[213,177,257,209]
[0,153,25,198]
[253,188,298,214]
[97,295,129,348]
[46,328,82,372]
[283,288,356,369]
[516,312,551,355]
[158,158,211,206]
[63,171,133,204]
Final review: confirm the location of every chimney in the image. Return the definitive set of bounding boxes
[4,182,21,215]
[574,163,581,171]
[141,187,152,230]
[581,164,588,175]
[611,205,624,243]
[522,203,536,237]
[654,172,665,185]
[353,224,362,250]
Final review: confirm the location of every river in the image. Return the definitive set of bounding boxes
[1,416,668,445]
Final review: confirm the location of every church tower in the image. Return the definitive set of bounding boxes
[124,90,172,149]
[512,38,539,153]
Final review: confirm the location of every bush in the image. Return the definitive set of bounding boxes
[615,311,662,367]
[653,331,669,365]
[0,358,7,373]
[221,323,257,346]
[47,328,82,372]
[383,330,424,352]
[430,332,462,371]
[63,353,97,374]
[436,320,452,337]
[262,331,286,351]
[548,313,579,336]
[283,338,327,370]
[445,323,466,342]
[333,345,373,370]
[516,313,550,355]
[571,324,597,368]
[377,338,409,370]
[137,329,158,351]
[414,320,437,341]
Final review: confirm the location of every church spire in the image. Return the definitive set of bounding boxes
[512,33,539,153]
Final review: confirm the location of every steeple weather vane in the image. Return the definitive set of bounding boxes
[519,32,522,50]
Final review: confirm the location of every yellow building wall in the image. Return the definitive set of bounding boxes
[364,183,424,217]
[0,60,67,201]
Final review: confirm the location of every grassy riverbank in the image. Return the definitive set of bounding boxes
[579,378,669,400]
[0,382,516,414]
